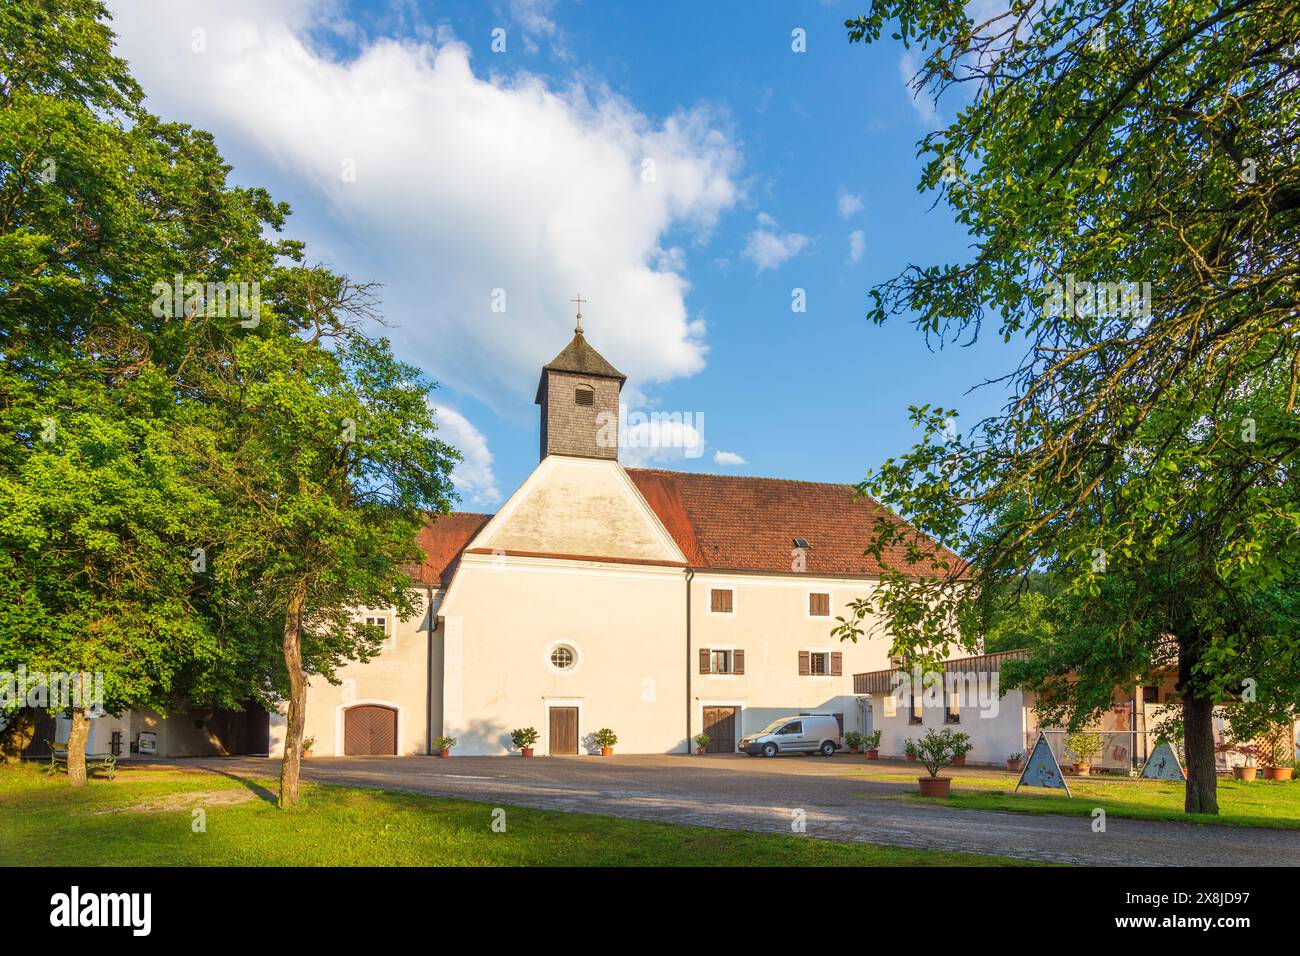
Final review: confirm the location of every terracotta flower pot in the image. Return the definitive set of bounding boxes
[906,754,917,762]
[521,748,534,758]
[696,746,706,754]
[302,750,313,759]
[918,776,952,797]
[1262,766,1293,781]
[438,749,450,758]
[600,747,614,757]
[865,749,880,759]
[952,755,966,767]
[1233,765,1257,781]
[1073,763,1092,776]
[1006,760,1022,772]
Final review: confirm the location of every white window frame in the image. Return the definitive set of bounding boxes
[544,640,583,675]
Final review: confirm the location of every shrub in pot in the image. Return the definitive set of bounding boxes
[1231,745,1258,781]
[914,728,962,796]
[1006,751,1024,772]
[510,727,539,757]
[863,730,882,759]
[302,736,315,759]
[903,738,919,762]
[1263,754,1294,781]
[1065,731,1103,775]
[844,731,864,754]
[693,733,710,755]
[594,728,618,756]
[950,732,973,767]
[434,735,456,758]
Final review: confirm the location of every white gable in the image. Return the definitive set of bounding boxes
[475,456,683,563]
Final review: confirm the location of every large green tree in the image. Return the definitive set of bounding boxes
[0,0,458,792]
[834,1,1300,814]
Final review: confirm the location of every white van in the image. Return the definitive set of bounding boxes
[738,715,842,757]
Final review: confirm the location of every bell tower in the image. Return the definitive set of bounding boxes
[535,297,626,461]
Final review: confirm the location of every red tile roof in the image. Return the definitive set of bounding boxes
[408,512,494,587]
[410,472,964,589]
[626,469,964,579]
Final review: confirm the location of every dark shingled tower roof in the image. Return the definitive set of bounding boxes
[534,331,626,404]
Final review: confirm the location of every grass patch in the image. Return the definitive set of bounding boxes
[0,763,1037,866]
[879,770,1300,829]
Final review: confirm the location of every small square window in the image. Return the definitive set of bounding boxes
[809,592,830,616]
[710,650,732,674]
[809,652,829,675]
[710,589,733,613]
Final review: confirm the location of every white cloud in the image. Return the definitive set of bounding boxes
[898,49,939,125]
[106,1,743,413]
[618,408,705,466]
[713,450,747,466]
[837,188,864,219]
[847,229,866,264]
[432,404,501,506]
[742,213,811,273]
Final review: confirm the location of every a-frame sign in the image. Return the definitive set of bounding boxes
[1015,731,1071,796]
[1139,740,1186,781]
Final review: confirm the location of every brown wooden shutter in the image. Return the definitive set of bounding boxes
[809,593,830,616]
[711,589,733,613]
[699,648,711,674]
[831,652,843,676]
[733,650,745,675]
[798,650,810,675]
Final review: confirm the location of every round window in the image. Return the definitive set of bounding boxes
[549,645,576,670]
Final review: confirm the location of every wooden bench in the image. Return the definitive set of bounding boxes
[44,741,117,780]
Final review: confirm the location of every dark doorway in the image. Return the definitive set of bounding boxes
[548,707,578,755]
[702,706,737,753]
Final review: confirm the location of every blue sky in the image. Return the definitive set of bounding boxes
[105,0,1019,511]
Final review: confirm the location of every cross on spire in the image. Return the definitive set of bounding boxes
[570,293,586,334]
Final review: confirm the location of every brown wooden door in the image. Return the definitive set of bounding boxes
[702,706,737,753]
[549,707,578,755]
[343,705,397,755]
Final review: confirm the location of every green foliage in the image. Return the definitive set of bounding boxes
[844,731,864,749]
[301,737,315,753]
[0,0,460,796]
[433,736,457,752]
[913,728,965,778]
[593,728,618,748]
[838,0,1300,814]
[510,727,539,749]
[1065,732,1103,765]
[863,730,882,751]
[693,733,710,748]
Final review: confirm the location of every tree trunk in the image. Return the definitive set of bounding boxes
[66,708,89,788]
[278,583,308,809]
[1179,635,1218,815]
[0,707,37,765]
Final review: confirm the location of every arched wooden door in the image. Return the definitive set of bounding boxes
[343,705,397,756]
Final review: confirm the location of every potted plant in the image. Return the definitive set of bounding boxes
[1006,751,1024,772]
[1263,754,1294,782]
[1065,731,1102,775]
[1230,744,1258,781]
[863,730,882,760]
[693,733,710,755]
[302,736,315,759]
[915,728,962,797]
[510,727,539,757]
[593,728,618,756]
[903,738,919,762]
[844,731,864,754]
[950,732,973,766]
[434,735,456,758]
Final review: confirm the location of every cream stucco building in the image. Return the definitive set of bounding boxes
[286,323,964,758]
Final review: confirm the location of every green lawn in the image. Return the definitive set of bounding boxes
[0,763,1036,866]
[865,769,1300,829]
